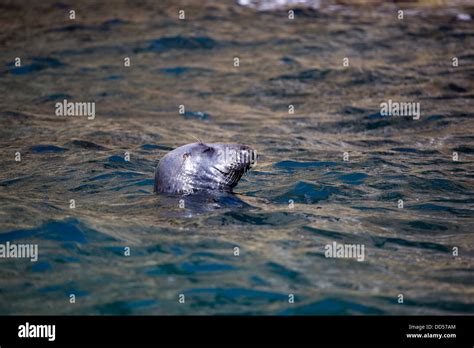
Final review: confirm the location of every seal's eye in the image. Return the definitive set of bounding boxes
[202,147,213,154]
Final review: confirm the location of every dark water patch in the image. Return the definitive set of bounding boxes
[375,190,405,201]
[0,176,31,187]
[432,198,474,204]
[280,56,298,65]
[266,262,309,284]
[0,218,116,244]
[303,226,358,242]
[89,171,145,181]
[104,75,122,81]
[95,299,158,315]
[182,111,210,120]
[38,93,72,103]
[275,181,340,204]
[31,261,52,272]
[38,285,62,294]
[408,178,467,194]
[38,282,88,299]
[371,236,450,253]
[108,155,128,163]
[297,44,328,53]
[54,255,80,264]
[364,119,392,130]
[279,298,385,315]
[410,204,473,217]
[51,2,69,9]
[404,89,425,96]
[201,14,226,21]
[445,83,468,93]
[169,245,185,256]
[249,275,270,287]
[69,183,100,192]
[159,66,213,76]
[189,251,234,261]
[50,24,90,32]
[453,146,474,154]
[366,112,383,119]
[305,251,327,259]
[146,244,170,255]
[263,89,312,98]
[183,287,288,303]
[383,54,415,64]
[313,116,411,134]
[50,19,127,33]
[7,57,63,75]
[458,53,474,61]
[146,262,212,276]
[346,69,410,86]
[141,243,184,257]
[363,157,409,169]
[142,36,218,53]
[0,110,32,121]
[337,172,368,185]
[289,8,321,18]
[339,106,368,115]
[424,94,474,100]
[274,160,338,169]
[420,115,444,123]
[67,140,107,151]
[53,45,129,57]
[181,261,236,273]
[271,68,331,81]
[30,145,67,153]
[132,179,154,187]
[99,18,128,31]
[140,144,172,151]
[406,220,449,232]
[160,67,191,75]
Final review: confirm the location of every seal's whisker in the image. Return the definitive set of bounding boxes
[191,135,204,144]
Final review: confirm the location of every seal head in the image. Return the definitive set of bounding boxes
[154,143,256,194]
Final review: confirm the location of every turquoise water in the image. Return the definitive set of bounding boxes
[0,0,473,314]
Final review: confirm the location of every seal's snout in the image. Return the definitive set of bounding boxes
[238,145,257,165]
[225,144,257,171]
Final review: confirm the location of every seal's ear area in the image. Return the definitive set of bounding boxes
[182,152,190,159]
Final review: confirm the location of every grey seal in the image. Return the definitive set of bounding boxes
[154,142,257,194]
